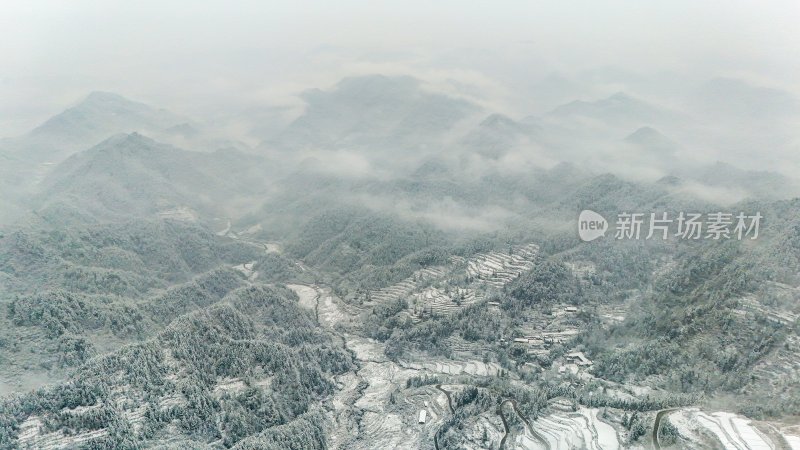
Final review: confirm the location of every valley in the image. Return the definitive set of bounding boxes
[1,73,800,449]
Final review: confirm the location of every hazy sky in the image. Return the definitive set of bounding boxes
[2,0,799,136]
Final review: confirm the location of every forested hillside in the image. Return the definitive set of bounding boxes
[1,73,799,449]
[0,285,354,449]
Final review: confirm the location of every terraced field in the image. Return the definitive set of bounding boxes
[664,408,800,449]
[400,359,503,377]
[369,266,448,305]
[466,244,539,288]
[413,286,482,317]
[736,295,799,326]
[367,243,540,320]
[733,293,800,400]
[17,410,109,449]
[750,334,800,389]
[290,285,439,450]
[526,406,621,450]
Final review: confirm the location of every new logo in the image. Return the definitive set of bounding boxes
[578,210,608,242]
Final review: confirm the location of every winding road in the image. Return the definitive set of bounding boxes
[652,408,678,450]
[433,384,454,450]
[498,402,511,450]
[436,384,455,414]
[498,399,551,450]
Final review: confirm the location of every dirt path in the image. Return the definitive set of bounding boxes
[498,399,551,450]
[433,384,454,450]
[652,408,678,450]
[498,402,511,450]
[436,384,455,414]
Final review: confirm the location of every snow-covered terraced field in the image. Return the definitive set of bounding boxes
[399,359,502,377]
[750,334,800,387]
[368,266,447,305]
[325,372,361,450]
[737,296,799,325]
[529,407,621,450]
[285,287,440,450]
[666,408,800,450]
[348,410,409,450]
[443,335,495,353]
[466,243,538,288]
[413,286,482,317]
[341,337,435,450]
[212,376,249,397]
[366,243,538,322]
[17,415,109,450]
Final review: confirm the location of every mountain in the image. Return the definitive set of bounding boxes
[261,74,483,153]
[692,77,800,120]
[36,133,269,221]
[9,92,185,164]
[623,126,678,155]
[0,285,353,449]
[549,92,672,126]
[29,92,183,146]
[686,161,800,200]
[458,113,539,159]
[527,72,591,112]
[0,93,192,222]
[622,126,680,172]
[4,74,800,449]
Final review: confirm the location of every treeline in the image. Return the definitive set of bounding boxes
[271,203,524,297]
[385,301,511,359]
[504,259,578,312]
[582,238,790,394]
[231,410,327,450]
[0,218,261,296]
[2,268,247,370]
[577,204,800,408]
[0,285,354,449]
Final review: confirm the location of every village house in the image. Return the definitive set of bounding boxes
[565,351,593,366]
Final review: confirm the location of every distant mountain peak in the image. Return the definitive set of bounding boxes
[23,91,184,160]
[656,175,683,186]
[83,91,134,104]
[301,74,420,105]
[165,123,200,138]
[549,91,671,125]
[694,77,799,119]
[479,113,517,128]
[625,125,665,142]
[624,126,677,153]
[337,73,418,89]
[265,74,482,152]
[608,91,633,102]
[458,113,537,158]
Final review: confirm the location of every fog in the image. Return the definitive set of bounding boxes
[3,1,798,131]
[4,5,800,446]
[2,1,800,219]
